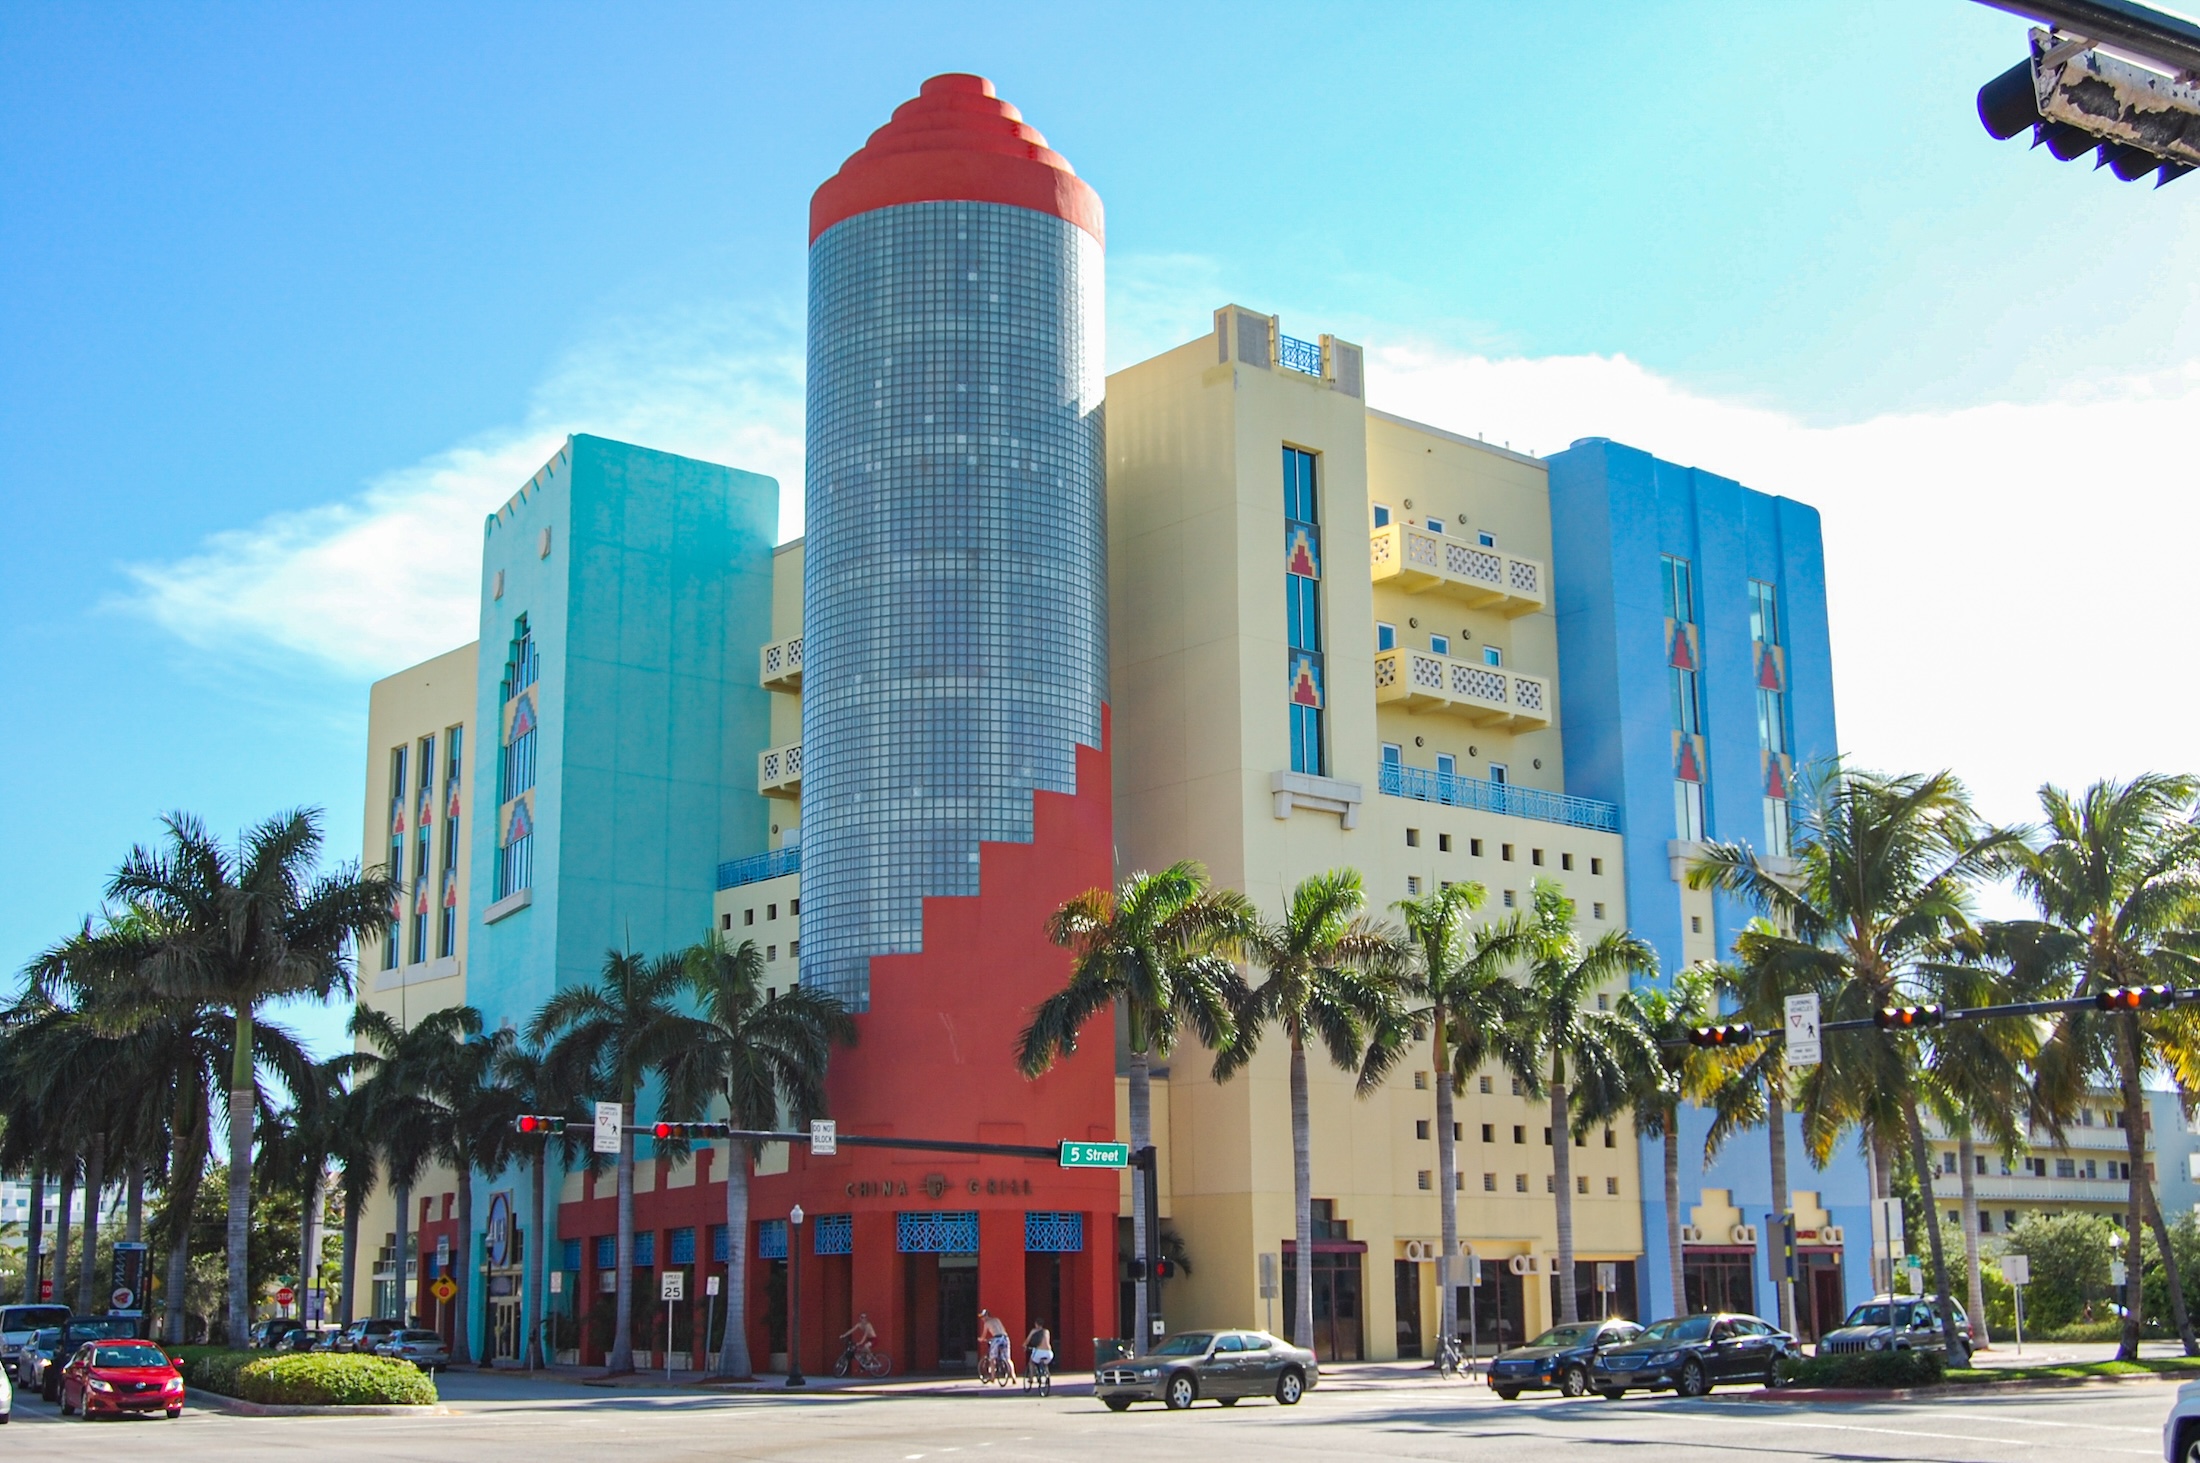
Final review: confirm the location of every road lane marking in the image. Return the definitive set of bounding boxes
[1755,1416,2157,1455]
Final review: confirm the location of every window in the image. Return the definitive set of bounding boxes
[1976,1155,1988,1175]
[1592,902,1606,920]
[745,909,755,926]
[1406,828,1420,847]
[790,898,799,915]
[1511,1077,1524,1096]
[2055,1158,2076,1178]
[1373,504,1392,528]
[1546,1175,1555,1193]
[496,616,539,899]
[722,913,732,930]
[1284,447,1327,777]
[1607,1177,1619,1195]
[1751,580,1793,856]
[1430,634,1450,656]
[1418,1171,1432,1190]
[1416,1120,1430,1140]
[1941,1152,1956,1174]
[384,746,407,968]
[1512,1126,1525,1144]
[1477,530,1496,548]
[1578,1176,1589,1194]
[1480,1123,1494,1142]
[1454,1122,1464,1140]
[1438,833,1453,852]
[1604,1128,1616,1148]
[1515,1175,1528,1193]
[1590,857,1602,875]
[1543,1127,1553,1146]
[1406,876,1422,895]
[1484,1173,1497,1192]
[1470,838,1484,856]
[1427,518,1445,534]
[1376,622,1397,652]
[1382,742,1403,774]
[1482,645,1502,667]
[767,903,778,920]
[1531,849,1544,866]
[1596,993,1609,1010]
[1489,764,1508,786]
[1665,555,1708,841]
[437,725,463,958]
[1501,844,1515,861]
[1413,1070,1428,1090]
[1690,915,1703,933]
[1502,890,1515,908]
[1479,1076,1492,1094]
[766,945,778,962]
[1435,753,1456,780]
[1561,853,1573,871]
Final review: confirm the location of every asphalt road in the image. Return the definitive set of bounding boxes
[0,1369,2175,1462]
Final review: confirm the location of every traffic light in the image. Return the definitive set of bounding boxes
[649,1121,725,1140]
[1875,1005,1945,1030]
[1977,27,2200,188]
[2097,984,2175,1012]
[1153,1257,1177,1280]
[1688,1023,1754,1047]
[1125,1258,1148,1281]
[515,1114,566,1135]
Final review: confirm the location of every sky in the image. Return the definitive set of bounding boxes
[3,1,2196,1061]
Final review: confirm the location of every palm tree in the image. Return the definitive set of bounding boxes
[1502,881,1658,1324]
[1613,963,1719,1318]
[660,935,855,1378]
[84,810,394,1343]
[1689,765,2012,1361]
[353,1005,452,1326]
[2021,774,2200,1359]
[1018,863,1254,1346]
[325,1073,380,1327]
[1392,880,1524,1351]
[494,1035,580,1369]
[1219,869,1407,1352]
[530,949,699,1373]
[415,1008,519,1366]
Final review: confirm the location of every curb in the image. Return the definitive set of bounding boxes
[1749,1371,2181,1403]
[188,1391,452,1417]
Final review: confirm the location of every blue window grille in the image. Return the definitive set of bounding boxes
[814,1213,853,1256]
[1284,446,1327,777]
[758,1219,787,1260]
[593,1235,615,1270]
[1376,761,1621,833]
[710,1224,728,1263]
[670,1228,696,1265]
[1278,333,1324,376]
[1024,1212,1084,1253]
[895,1210,979,1255]
[561,1239,582,1272]
[716,845,802,890]
[633,1232,655,1268]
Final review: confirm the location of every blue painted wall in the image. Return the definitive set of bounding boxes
[1547,436,1870,1322]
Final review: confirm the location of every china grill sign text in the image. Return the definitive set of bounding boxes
[845,1173,1039,1200]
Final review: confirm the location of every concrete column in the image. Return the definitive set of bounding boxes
[979,1209,1026,1368]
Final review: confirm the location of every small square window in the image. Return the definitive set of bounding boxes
[1456,1172,1466,1191]
[1407,876,1422,895]
[1482,645,1502,667]
[1454,1122,1463,1141]
[1502,890,1516,908]
[1545,1174,1555,1193]
[1690,915,1703,933]
[790,898,799,916]
[721,913,732,931]
[1376,622,1397,652]
[1374,504,1392,528]
[1531,849,1544,866]
[790,939,798,957]
[1439,833,1452,852]
[1543,1127,1552,1146]
[1604,1128,1616,1148]
[1591,857,1603,875]
[1479,1076,1493,1094]
[1501,843,1514,861]
[1480,1123,1494,1143]
[1561,853,1574,871]
[1511,1077,1523,1096]
[1513,1125,1525,1144]
[766,945,777,961]
[1606,1176,1619,1195]
[1413,1070,1429,1090]
[1596,993,1609,1010]
[744,909,755,926]
[1427,518,1445,534]
[1417,1170,1432,1190]
[1575,1132,1587,1148]
[1515,1174,1528,1193]
[1593,902,1606,920]
[1406,828,1420,847]
[1430,634,1451,656]
[1470,838,1484,856]
[1578,1176,1589,1194]
[1416,1120,1431,1140]
[1484,1173,1497,1192]
[1478,530,1497,548]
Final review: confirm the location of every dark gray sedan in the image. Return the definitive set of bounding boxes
[1094,1330,1318,1410]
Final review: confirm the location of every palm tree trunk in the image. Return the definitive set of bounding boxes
[227,1004,257,1345]
[1899,1089,1962,1358]
[393,1179,412,1323]
[1958,1128,1986,1348]
[1433,1009,1458,1351]
[301,1164,327,1329]
[526,1150,549,1370]
[77,1134,106,1313]
[1767,1078,1793,1336]
[54,1165,74,1314]
[1551,1075,1576,1323]
[610,1095,636,1372]
[22,1167,43,1305]
[339,1177,363,1327]
[451,1151,475,1366]
[1290,1035,1315,1352]
[1664,1112,1685,1317]
[126,1162,144,1244]
[2111,1021,2154,1359]
[1866,1130,1891,1295]
[718,1143,753,1377]
[1127,1044,1152,1348]
[164,1122,205,1343]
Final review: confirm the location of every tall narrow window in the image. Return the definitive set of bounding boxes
[1750,579,1792,855]
[1664,554,1707,841]
[1283,447,1327,777]
[438,725,463,957]
[410,732,435,964]
[384,746,407,969]
[497,617,539,898]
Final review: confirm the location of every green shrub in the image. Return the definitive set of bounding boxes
[166,1347,435,1406]
[1777,1349,1945,1390]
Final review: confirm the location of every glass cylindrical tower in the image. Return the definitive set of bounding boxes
[800,73,1107,1010]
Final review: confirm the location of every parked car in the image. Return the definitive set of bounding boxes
[58,1339,185,1420]
[2164,1376,2200,1461]
[31,1317,142,1401]
[374,1329,452,1372]
[1486,1318,1644,1400]
[249,1317,305,1350]
[13,1328,60,1390]
[0,1305,70,1377]
[1,1353,11,1424]
[1816,1295,1973,1367]
[1093,1329,1317,1411]
[1590,1312,1796,1397]
[335,1317,403,1353]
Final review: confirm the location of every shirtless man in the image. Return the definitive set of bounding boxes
[977,1309,1014,1383]
[1024,1319,1054,1395]
[838,1313,878,1373]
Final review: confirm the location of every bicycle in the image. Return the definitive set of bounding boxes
[1434,1334,1472,1379]
[1022,1350,1053,1396]
[978,1341,1016,1386]
[833,1344,892,1378]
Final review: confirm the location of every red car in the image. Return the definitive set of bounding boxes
[58,1340,184,1420]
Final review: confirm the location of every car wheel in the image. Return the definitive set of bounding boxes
[2181,1428,2200,1463]
[1595,1389,1624,1400]
[1164,1373,1197,1410]
[1676,1359,1709,1398]
[1949,1340,1971,1369]
[60,1391,74,1417]
[1103,1398,1132,1412]
[166,1407,182,1419]
[1494,1387,1520,1401]
[1218,1396,1238,1406]
[1560,1365,1589,1398]
[1276,1368,1305,1405]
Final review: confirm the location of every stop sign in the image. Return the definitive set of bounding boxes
[39,1279,52,1300]
[275,1286,295,1306]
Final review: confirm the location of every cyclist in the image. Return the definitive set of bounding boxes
[1023,1318,1053,1396]
[838,1313,878,1372]
[978,1309,1014,1384]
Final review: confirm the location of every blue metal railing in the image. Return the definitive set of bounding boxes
[1278,333,1324,376]
[1378,762,1620,833]
[715,844,801,890]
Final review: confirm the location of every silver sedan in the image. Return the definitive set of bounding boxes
[373,1329,452,1372]
[1094,1330,1318,1411]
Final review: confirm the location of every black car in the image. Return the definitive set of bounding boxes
[35,1316,142,1403]
[1486,1319,1644,1399]
[1590,1312,1796,1398]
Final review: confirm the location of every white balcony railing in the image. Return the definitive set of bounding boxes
[1958,1173,2137,1204]
[1370,523,1545,616]
[758,742,802,798]
[1373,648,1552,728]
[760,633,804,691]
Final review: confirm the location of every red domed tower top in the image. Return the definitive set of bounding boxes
[810,73,1104,246]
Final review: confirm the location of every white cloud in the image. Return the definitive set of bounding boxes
[121,302,807,677]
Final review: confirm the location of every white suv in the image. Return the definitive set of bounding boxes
[2165,1378,2200,1461]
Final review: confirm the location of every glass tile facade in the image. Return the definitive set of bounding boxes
[801,200,1106,1010]
[1284,447,1326,775]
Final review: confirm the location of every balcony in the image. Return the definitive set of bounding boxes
[1373,647,1552,728]
[760,633,804,691]
[1378,762,1619,833]
[1370,523,1545,616]
[1959,1173,2137,1204]
[716,845,801,890]
[758,741,803,798]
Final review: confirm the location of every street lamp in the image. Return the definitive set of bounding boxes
[786,1204,806,1389]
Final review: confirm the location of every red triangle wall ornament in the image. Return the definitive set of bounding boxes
[1669,623,1696,671]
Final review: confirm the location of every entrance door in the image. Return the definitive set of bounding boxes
[1807,1257,1846,1341]
[1282,1252,1364,1360]
[1393,1260,1422,1358]
[937,1261,979,1370]
[491,1297,522,1361]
